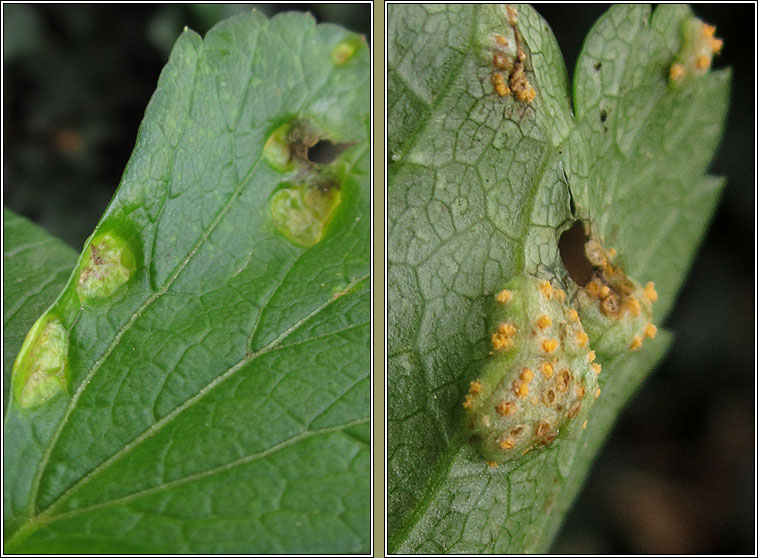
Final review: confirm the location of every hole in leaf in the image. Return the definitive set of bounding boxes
[307,140,347,165]
[559,221,593,286]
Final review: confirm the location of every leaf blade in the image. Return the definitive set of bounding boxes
[3,209,78,414]
[572,3,729,319]
[388,3,576,546]
[388,3,728,553]
[5,11,370,554]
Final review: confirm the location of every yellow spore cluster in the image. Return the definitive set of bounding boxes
[488,5,536,103]
[575,238,657,356]
[464,274,597,465]
[669,16,723,85]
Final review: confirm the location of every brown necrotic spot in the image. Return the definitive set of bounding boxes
[567,401,582,419]
[493,51,511,70]
[555,369,571,392]
[496,400,517,417]
[600,293,621,316]
[535,421,550,437]
[286,120,353,166]
[77,232,136,301]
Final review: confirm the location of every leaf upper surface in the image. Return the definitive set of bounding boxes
[2,210,78,414]
[4,11,370,554]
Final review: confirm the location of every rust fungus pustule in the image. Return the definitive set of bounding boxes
[573,233,657,358]
[463,274,598,465]
[486,4,536,103]
[669,15,723,86]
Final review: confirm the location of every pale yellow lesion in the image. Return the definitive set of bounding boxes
[263,122,295,172]
[331,35,363,66]
[12,313,69,408]
[77,231,136,301]
[269,182,341,247]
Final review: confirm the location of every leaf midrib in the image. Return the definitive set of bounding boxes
[32,267,368,516]
[6,415,370,552]
[15,281,367,545]
[388,428,467,553]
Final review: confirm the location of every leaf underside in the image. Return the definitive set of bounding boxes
[4,12,370,554]
[388,4,728,553]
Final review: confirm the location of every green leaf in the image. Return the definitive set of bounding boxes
[4,11,369,554]
[572,4,728,320]
[388,4,727,553]
[3,209,78,414]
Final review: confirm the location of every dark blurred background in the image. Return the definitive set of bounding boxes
[3,3,370,248]
[531,4,754,554]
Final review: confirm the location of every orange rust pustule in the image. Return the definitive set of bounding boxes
[487,5,536,103]
[465,274,598,465]
[580,237,657,338]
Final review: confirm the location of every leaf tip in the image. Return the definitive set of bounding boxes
[669,16,724,86]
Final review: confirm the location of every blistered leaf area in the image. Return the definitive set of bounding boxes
[12,314,69,409]
[669,16,723,84]
[269,183,341,247]
[76,232,136,301]
[464,275,598,465]
[574,237,658,358]
[264,118,348,246]
[464,234,659,465]
[332,36,363,65]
